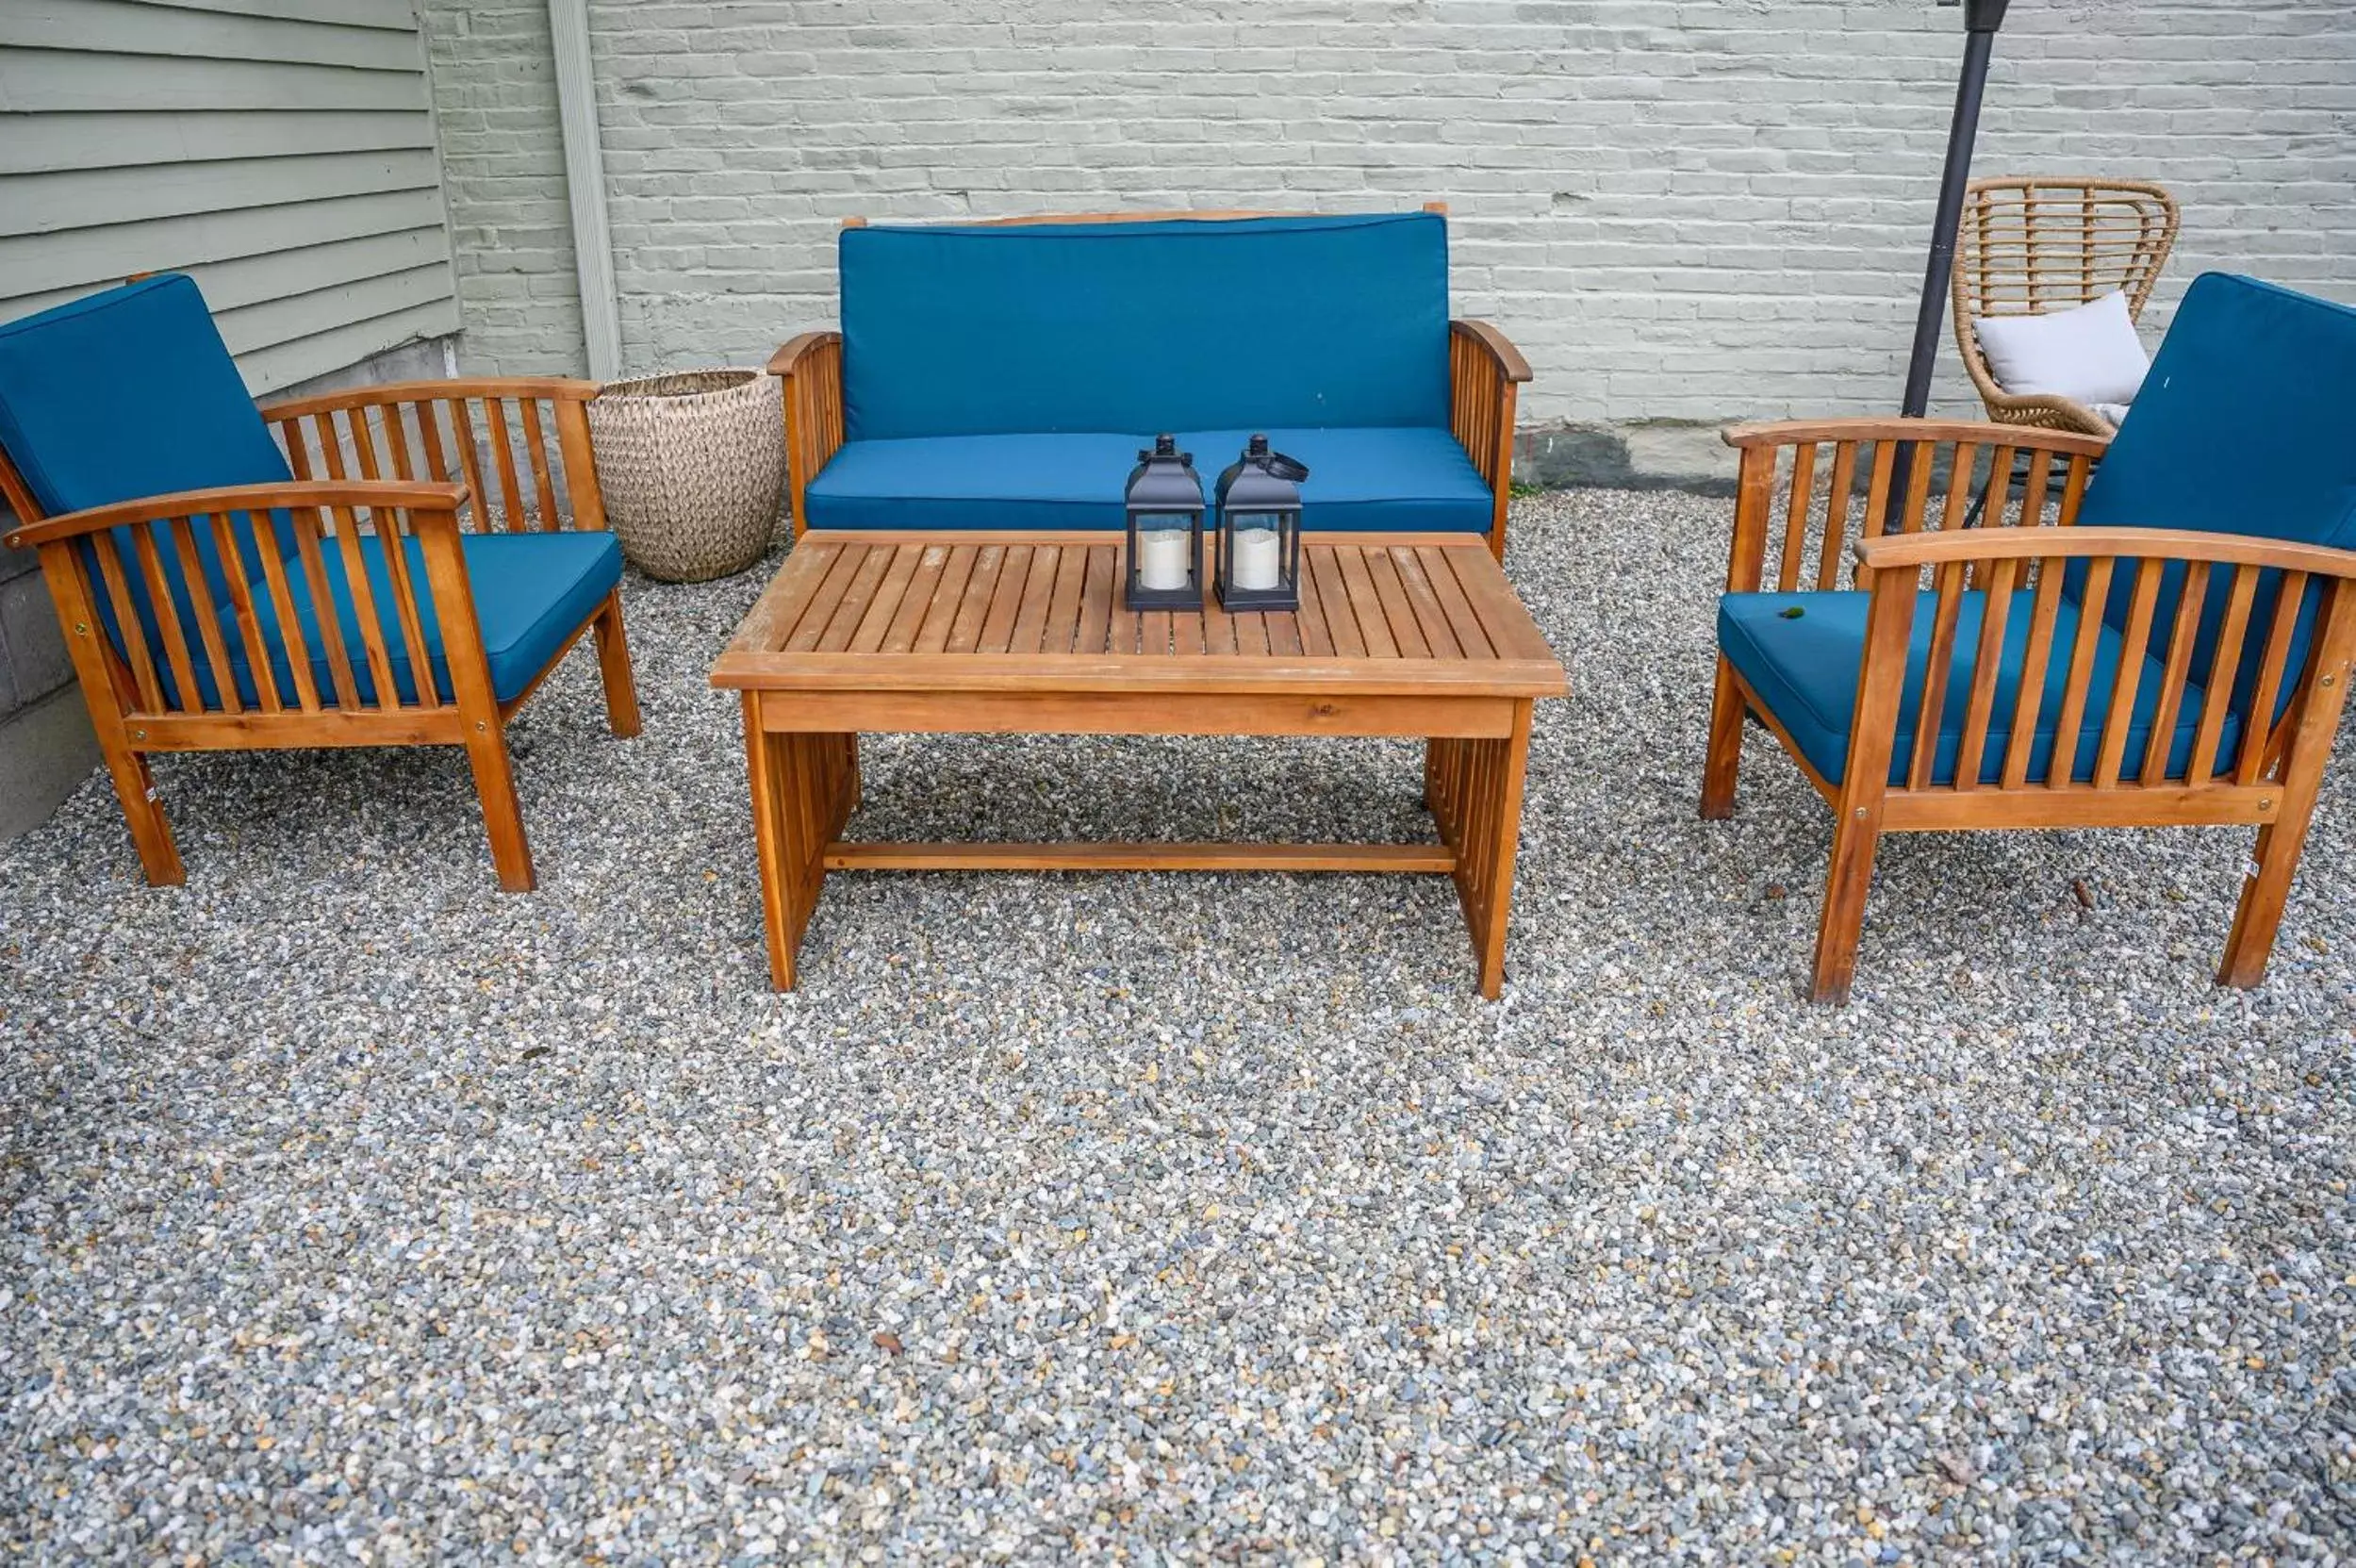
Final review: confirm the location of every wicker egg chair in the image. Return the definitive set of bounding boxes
[1951,176,2181,437]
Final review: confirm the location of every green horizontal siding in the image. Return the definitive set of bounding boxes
[0,0,459,394]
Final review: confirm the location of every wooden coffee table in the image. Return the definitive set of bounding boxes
[709,531,1566,996]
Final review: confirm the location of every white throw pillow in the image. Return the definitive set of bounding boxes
[1971,290,2151,409]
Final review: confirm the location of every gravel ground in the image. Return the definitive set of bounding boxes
[3,489,2353,1564]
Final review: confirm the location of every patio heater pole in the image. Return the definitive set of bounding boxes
[1899,0,2010,419]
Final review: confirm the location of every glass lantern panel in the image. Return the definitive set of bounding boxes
[1225,512,1286,592]
[1134,512,1195,591]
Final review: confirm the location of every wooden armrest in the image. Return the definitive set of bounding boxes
[768,331,842,377]
[1856,526,2356,579]
[5,480,470,550]
[258,378,600,421]
[1722,418,2111,460]
[1449,320,1532,383]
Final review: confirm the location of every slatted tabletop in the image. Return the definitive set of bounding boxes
[712,531,1565,695]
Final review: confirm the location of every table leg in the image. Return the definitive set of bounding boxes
[1426,701,1534,998]
[742,700,862,991]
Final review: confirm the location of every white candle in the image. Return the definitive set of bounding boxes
[1139,530,1191,591]
[1229,525,1282,591]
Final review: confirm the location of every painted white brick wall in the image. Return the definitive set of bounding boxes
[417,0,2356,482]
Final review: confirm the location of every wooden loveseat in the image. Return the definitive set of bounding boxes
[767,206,1532,559]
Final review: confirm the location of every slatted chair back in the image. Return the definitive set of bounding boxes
[1949,176,2180,434]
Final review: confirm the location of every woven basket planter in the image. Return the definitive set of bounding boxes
[586,369,784,583]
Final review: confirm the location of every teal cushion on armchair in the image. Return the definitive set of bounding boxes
[219,531,623,708]
[2072,273,2356,720]
[1719,589,2240,788]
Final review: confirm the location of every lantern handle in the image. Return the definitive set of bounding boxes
[1264,451,1310,484]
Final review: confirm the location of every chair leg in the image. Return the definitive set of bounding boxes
[98,734,184,886]
[2217,813,2316,988]
[1700,654,1747,819]
[592,590,641,738]
[464,724,535,892]
[1810,807,1884,1004]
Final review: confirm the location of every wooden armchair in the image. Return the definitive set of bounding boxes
[1952,176,2180,437]
[0,274,638,891]
[1704,415,2356,1001]
[771,206,1532,559]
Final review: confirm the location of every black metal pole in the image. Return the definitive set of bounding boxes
[1900,0,2008,418]
[1887,0,2009,533]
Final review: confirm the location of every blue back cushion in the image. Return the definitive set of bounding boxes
[0,273,290,515]
[839,213,1451,440]
[0,274,293,708]
[2074,273,2356,716]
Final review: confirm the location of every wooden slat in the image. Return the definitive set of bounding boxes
[86,536,163,711]
[849,543,924,654]
[2017,449,2054,529]
[1172,599,1206,657]
[1075,546,1115,657]
[2092,558,2166,787]
[445,398,490,534]
[164,516,240,715]
[288,518,358,708]
[945,545,1008,654]
[1951,556,2018,789]
[484,399,529,531]
[2189,565,2262,785]
[2139,562,2211,783]
[1232,602,1272,657]
[1005,542,1062,654]
[1860,441,1896,542]
[1042,541,1090,656]
[371,509,441,708]
[206,512,281,714]
[1441,545,1557,666]
[1999,560,2068,788]
[880,544,949,654]
[348,403,383,481]
[2045,558,2114,788]
[1363,547,1430,659]
[519,399,561,530]
[977,543,1037,653]
[1105,560,1143,656]
[1195,586,1233,656]
[1937,442,1982,534]
[128,521,205,713]
[784,543,865,652]
[827,841,1457,874]
[2236,571,2310,784]
[380,400,416,484]
[1776,441,1817,592]
[817,545,897,653]
[240,513,321,713]
[1334,548,1397,658]
[1308,547,1365,657]
[2057,455,2093,527]
[1388,546,1461,659]
[327,507,399,705]
[1898,441,1936,535]
[1906,561,1968,789]
[1141,610,1173,658]
[913,545,979,654]
[1293,547,1338,656]
[1818,441,1859,590]
[1414,544,1492,660]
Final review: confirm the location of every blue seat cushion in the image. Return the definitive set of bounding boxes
[216,530,622,709]
[839,213,1450,439]
[1719,588,2242,788]
[803,427,1492,534]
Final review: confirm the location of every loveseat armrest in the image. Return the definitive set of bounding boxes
[1718,418,2112,597]
[1448,320,1530,561]
[769,331,845,538]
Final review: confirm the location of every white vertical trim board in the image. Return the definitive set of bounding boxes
[546,0,619,382]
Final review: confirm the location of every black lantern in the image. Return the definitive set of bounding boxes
[1213,434,1308,612]
[1124,434,1206,610]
